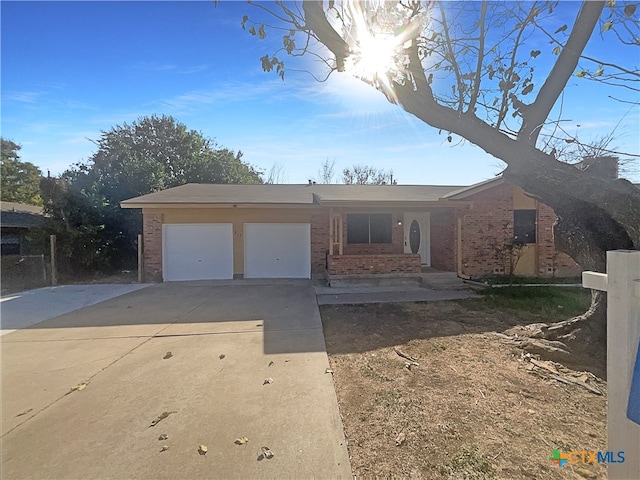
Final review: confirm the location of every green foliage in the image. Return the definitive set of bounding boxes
[39,115,261,275]
[1,138,43,205]
[471,286,591,321]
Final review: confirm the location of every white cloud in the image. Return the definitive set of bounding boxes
[2,91,45,103]
[129,61,211,75]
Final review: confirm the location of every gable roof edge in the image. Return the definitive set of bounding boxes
[442,176,505,200]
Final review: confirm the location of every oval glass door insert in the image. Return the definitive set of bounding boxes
[409,220,420,254]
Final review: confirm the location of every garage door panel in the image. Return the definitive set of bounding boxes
[162,224,233,281]
[244,224,310,279]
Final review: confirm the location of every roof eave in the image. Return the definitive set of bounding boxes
[316,199,471,208]
[442,176,505,200]
[120,202,318,209]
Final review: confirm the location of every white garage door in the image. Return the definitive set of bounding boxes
[244,223,311,278]
[162,224,233,281]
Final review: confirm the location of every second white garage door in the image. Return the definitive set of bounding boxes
[244,223,311,278]
[162,224,233,281]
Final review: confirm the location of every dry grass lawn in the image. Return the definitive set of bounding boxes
[320,288,607,479]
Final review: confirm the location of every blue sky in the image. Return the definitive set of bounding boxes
[2,1,638,185]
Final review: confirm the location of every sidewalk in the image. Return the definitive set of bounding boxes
[315,283,475,305]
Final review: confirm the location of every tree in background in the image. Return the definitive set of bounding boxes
[315,158,336,184]
[343,165,396,185]
[40,115,261,275]
[1,138,43,205]
[264,162,287,184]
[240,0,640,345]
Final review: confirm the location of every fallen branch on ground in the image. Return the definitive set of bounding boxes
[394,347,418,363]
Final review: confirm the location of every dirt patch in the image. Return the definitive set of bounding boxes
[320,300,606,479]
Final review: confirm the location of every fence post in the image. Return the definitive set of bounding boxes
[606,250,640,479]
[137,233,143,284]
[50,234,57,286]
[40,253,47,285]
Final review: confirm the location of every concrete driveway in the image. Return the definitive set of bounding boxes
[1,283,351,479]
[0,284,150,335]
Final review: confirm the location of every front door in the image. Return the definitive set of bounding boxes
[403,212,430,266]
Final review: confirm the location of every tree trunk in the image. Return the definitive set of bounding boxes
[504,163,634,360]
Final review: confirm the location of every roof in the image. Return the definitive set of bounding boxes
[121,183,473,208]
[313,184,464,204]
[442,176,505,199]
[0,202,45,228]
[129,174,627,207]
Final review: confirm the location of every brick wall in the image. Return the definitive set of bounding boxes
[311,213,329,274]
[143,212,163,282]
[537,203,580,276]
[328,254,421,275]
[430,209,456,271]
[458,184,514,277]
[458,185,580,278]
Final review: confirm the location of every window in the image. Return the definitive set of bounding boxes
[1,236,21,256]
[347,214,392,244]
[514,210,536,244]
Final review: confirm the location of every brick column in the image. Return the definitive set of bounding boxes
[143,212,163,282]
[311,213,329,274]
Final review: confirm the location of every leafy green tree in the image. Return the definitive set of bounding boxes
[82,114,261,201]
[40,115,261,275]
[1,138,43,205]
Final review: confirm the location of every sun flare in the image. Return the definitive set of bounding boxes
[341,2,418,99]
[350,32,398,83]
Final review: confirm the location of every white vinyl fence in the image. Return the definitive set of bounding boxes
[583,250,640,479]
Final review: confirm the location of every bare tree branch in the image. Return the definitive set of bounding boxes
[302,0,350,71]
[519,1,605,145]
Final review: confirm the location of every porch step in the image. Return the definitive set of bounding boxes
[325,272,468,291]
[326,273,422,288]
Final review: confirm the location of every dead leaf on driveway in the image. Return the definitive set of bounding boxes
[149,411,177,428]
[198,445,208,455]
[263,378,274,385]
[325,368,334,374]
[160,445,169,452]
[235,437,249,445]
[158,434,168,441]
[67,380,90,394]
[258,446,274,460]
[268,361,274,367]
[163,352,173,359]
[219,354,226,360]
